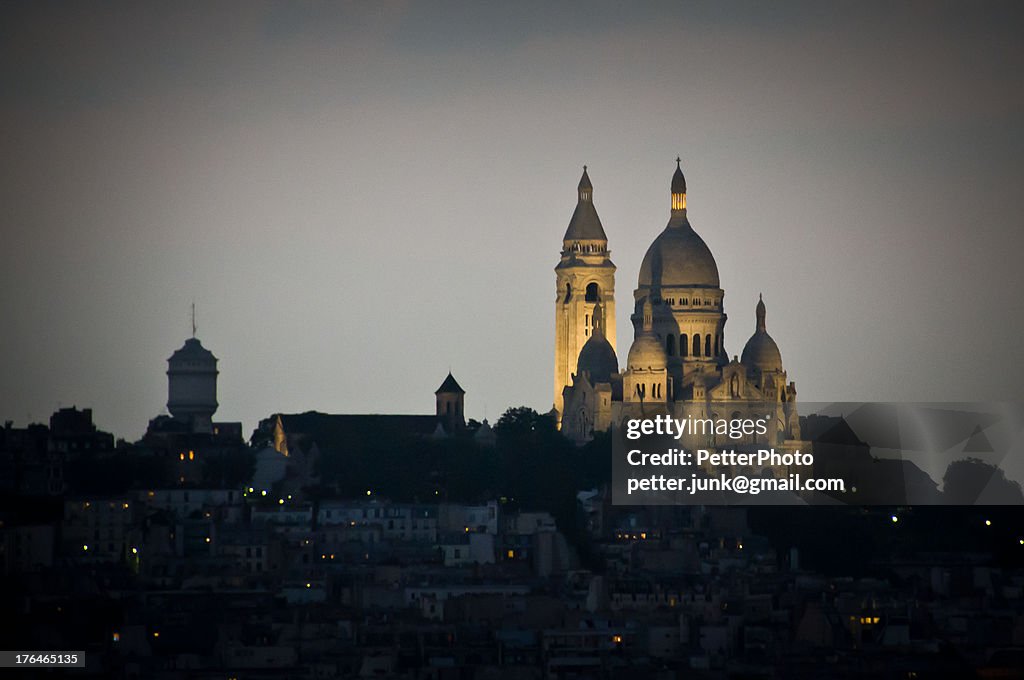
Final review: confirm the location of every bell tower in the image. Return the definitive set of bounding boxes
[553,167,616,424]
[435,372,465,433]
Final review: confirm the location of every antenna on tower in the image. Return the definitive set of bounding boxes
[191,301,197,338]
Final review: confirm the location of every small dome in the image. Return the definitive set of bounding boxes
[741,295,782,371]
[741,331,782,372]
[627,333,667,371]
[637,218,720,288]
[576,335,618,383]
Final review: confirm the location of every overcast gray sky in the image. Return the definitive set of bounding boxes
[3,1,1023,440]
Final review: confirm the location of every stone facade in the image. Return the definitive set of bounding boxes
[558,161,803,460]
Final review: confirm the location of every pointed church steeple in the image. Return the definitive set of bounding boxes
[563,166,606,241]
[671,157,687,212]
[578,165,593,202]
[435,372,465,432]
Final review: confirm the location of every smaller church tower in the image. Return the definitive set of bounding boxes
[623,298,669,404]
[553,167,616,425]
[167,336,219,434]
[435,372,465,433]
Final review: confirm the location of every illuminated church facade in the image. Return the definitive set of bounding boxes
[555,161,804,452]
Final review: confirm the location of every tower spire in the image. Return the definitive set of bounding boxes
[578,165,593,203]
[191,301,197,338]
[671,157,687,212]
[756,293,766,332]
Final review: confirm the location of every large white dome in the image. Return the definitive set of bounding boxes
[637,215,720,289]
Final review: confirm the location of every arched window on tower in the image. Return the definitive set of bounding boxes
[730,376,740,398]
[681,335,688,357]
[585,282,599,302]
[666,334,675,357]
[564,283,572,303]
[692,334,701,357]
[705,334,712,357]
